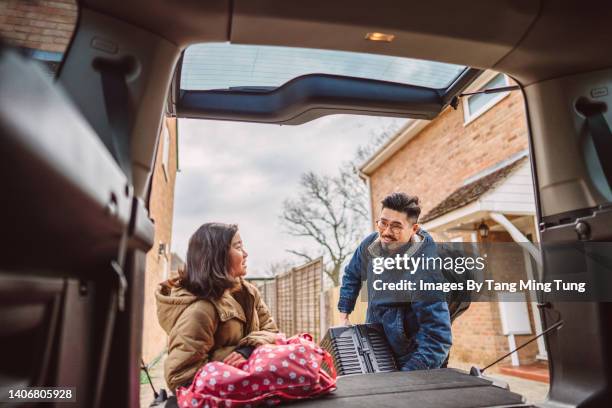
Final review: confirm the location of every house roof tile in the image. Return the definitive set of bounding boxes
[420,157,527,223]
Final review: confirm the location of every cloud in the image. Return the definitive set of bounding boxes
[172,115,407,276]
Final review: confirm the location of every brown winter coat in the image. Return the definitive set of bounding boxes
[155,278,279,392]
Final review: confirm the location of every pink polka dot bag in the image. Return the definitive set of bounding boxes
[177,333,337,407]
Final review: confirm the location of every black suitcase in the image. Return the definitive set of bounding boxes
[321,323,397,376]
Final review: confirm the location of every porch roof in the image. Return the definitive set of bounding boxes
[421,157,527,223]
[421,155,534,232]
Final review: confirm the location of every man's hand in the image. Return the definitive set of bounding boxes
[223,352,247,367]
[339,312,351,326]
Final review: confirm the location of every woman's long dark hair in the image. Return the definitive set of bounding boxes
[180,222,239,299]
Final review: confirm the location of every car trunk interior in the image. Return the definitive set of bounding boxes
[2,0,612,407]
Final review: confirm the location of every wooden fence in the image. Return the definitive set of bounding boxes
[249,258,324,341]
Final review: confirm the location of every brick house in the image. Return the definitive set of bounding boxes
[142,117,179,364]
[0,0,76,74]
[360,71,547,374]
[170,252,186,280]
[0,0,180,366]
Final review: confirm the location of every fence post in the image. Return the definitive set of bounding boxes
[291,268,297,336]
[275,276,280,334]
[273,279,278,325]
[320,291,326,341]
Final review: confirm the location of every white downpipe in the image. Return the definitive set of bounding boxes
[489,212,548,360]
[508,334,520,366]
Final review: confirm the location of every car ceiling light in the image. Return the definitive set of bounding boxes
[365,32,395,42]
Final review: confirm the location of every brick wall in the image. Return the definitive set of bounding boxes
[449,230,539,369]
[0,0,77,53]
[369,89,529,219]
[142,117,179,364]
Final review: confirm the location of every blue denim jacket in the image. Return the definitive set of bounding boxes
[338,230,452,371]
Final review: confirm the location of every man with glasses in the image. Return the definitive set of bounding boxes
[337,192,452,371]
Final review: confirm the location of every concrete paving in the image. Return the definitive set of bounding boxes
[449,361,549,405]
[140,354,168,408]
[490,372,549,404]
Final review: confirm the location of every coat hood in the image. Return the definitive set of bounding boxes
[155,279,199,334]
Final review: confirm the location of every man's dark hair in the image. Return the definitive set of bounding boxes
[181,222,239,299]
[381,192,421,223]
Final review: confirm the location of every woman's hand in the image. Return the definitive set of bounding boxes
[223,352,247,367]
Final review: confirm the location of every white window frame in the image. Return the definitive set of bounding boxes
[462,72,511,126]
[161,122,170,180]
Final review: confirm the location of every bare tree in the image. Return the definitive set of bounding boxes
[280,122,404,286]
[337,161,369,219]
[280,167,368,286]
[354,123,399,164]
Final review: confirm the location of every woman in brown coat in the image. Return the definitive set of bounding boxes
[155,223,279,393]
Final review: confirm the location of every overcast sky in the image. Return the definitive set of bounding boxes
[172,115,408,277]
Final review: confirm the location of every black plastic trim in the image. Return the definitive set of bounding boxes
[177,74,444,125]
[441,68,484,107]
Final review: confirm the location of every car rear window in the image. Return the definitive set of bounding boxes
[181,42,466,91]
